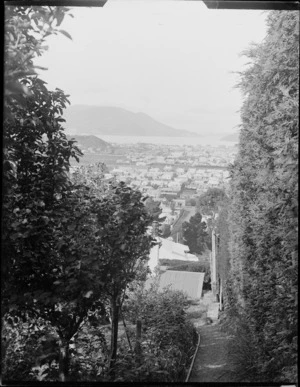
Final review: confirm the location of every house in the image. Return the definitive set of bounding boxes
[147,237,198,273]
[180,187,197,199]
[160,189,179,199]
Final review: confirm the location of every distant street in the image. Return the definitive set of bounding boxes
[170,206,196,243]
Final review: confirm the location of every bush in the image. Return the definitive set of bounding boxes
[2,313,110,382]
[69,320,109,381]
[119,285,198,382]
[2,315,60,382]
[226,10,298,383]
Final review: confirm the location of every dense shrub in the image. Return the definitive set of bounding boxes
[2,313,111,382]
[2,315,60,381]
[68,321,109,381]
[225,10,298,383]
[118,285,198,382]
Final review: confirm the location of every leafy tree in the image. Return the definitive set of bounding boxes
[214,200,231,306]
[3,179,112,381]
[196,188,228,251]
[2,6,106,382]
[186,198,196,206]
[144,197,166,236]
[161,223,171,238]
[226,10,298,382]
[144,197,162,221]
[92,182,154,370]
[3,11,154,378]
[197,188,227,219]
[182,213,208,255]
[4,6,73,123]
[3,6,78,307]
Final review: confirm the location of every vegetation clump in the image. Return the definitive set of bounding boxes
[117,284,198,382]
[221,10,298,383]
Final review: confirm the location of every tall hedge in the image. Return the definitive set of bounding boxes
[227,10,298,382]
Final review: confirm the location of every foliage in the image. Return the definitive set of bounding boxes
[68,320,109,381]
[3,13,111,374]
[197,188,227,218]
[182,212,209,254]
[2,315,60,381]
[3,6,154,382]
[3,5,81,313]
[225,10,298,383]
[92,181,154,296]
[85,181,154,369]
[2,312,110,382]
[215,199,231,299]
[4,6,73,117]
[161,223,171,238]
[117,285,198,382]
[70,162,110,192]
[144,197,166,237]
[144,197,163,222]
[197,188,228,250]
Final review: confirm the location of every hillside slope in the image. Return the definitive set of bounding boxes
[63,105,200,137]
[67,134,113,151]
[220,132,239,142]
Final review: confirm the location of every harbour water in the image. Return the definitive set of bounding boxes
[92,134,238,148]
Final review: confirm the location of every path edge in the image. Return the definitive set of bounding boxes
[185,330,201,382]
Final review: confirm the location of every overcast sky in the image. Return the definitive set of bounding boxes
[35,0,268,136]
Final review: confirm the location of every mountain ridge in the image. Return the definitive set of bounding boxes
[66,134,112,150]
[63,105,201,137]
[220,132,239,142]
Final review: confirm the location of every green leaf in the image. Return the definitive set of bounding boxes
[59,29,72,40]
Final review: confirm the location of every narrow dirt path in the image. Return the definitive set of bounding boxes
[185,292,240,383]
[189,323,238,382]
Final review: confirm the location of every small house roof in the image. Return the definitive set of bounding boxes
[146,271,205,299]
[148,238,198,273]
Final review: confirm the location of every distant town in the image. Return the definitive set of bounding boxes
[69,136,237,236]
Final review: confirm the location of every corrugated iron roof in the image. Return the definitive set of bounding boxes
[157,270,205,299]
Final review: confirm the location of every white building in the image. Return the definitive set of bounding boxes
[148,238,198,273]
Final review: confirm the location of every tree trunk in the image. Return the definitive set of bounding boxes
[120,308,133,352]
[135,319,142,362]
[58,337,70,382]
[109,297,119,372]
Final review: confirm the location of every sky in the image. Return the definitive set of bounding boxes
[35,0,268,136]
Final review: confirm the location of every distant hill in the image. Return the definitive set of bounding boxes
[220,132,239,142]
[67,134,113,151]
[63,105,200,137]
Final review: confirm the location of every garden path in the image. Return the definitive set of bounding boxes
[188,324,239,382]
[186,291,240,383]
